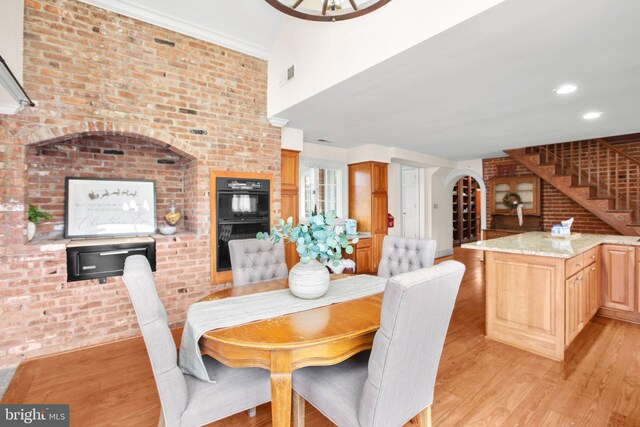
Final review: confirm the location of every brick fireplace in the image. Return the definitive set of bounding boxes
[0,0,282,367]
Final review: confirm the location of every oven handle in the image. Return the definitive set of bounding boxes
[99,248,146,256]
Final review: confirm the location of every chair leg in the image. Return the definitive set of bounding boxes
[247,407,257,417]
[158,411,165,427]
[293,391,305,427]
[411,406,432,427]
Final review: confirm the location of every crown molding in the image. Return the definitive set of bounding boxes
[268,117,289,128]
[78,0,270,59]
[0,101,22,115]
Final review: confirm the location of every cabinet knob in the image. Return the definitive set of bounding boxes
[591,267,596,271]
[578,276,583,281]
[591,255,596,259]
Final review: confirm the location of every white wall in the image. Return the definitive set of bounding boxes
[301,141,349,163]
[268,0,505,116]
[300,141,458,257]
[427,167,455,258]
[0,0,24,114]
[387,161,402,237]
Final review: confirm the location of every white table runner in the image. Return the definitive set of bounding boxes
[179,274,388,382]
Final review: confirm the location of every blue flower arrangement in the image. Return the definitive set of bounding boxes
[257,211,358,266]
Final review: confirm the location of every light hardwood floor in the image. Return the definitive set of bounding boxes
[3,248,640,426]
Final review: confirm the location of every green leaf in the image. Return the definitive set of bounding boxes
[345,245,354,255]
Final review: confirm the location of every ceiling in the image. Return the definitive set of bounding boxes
[80,0,283,58]
[278,0,640,160]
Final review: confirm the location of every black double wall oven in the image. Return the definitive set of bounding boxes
[216,177,270,272]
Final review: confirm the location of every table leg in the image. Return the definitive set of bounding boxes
[293,391,305,427]
[270,372,292,427]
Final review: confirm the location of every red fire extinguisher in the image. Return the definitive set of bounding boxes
[387,213,395,228]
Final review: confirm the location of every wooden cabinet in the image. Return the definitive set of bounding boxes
[281,150,300,270]
[453,176,479,246]
[349,162,388,274]
[565,274,581,345]
[586,262,600,318]
[489,176,540,216]
[601,244,636,313]
[344,238,373,274]
[564,248,599,347]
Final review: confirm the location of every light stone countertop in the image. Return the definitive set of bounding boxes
[350,232,372,239]
[462,231,640,258]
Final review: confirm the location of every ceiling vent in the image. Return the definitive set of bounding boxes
[317,138,334,143]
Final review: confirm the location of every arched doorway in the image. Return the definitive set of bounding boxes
[451,175,481,246]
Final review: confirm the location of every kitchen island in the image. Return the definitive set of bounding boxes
[463,232,640,361]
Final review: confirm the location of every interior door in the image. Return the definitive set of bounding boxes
[401,166,419,238]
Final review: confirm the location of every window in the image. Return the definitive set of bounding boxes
[300,162,344,219]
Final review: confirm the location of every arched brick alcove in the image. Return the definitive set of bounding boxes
[25,127,199,239]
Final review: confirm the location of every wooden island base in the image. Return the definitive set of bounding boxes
[477,232,640,362]
[485,248,601,361]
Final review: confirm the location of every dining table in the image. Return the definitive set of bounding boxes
[198,274,384,427]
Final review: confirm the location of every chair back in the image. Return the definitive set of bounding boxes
[122,255,188,426]
[228,238,288,286]
[377,236,437,278]
[358,261,465,427]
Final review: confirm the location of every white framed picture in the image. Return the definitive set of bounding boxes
[65,178,156,238]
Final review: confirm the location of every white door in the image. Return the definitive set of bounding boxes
[401,166,420,238]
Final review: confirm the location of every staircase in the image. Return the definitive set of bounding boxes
[505,139,640,236]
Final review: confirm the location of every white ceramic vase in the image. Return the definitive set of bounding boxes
[288,259,330,299]
[27,221,36,241]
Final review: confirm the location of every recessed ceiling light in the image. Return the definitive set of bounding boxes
[582,111,602,120]
[554,84,578,95]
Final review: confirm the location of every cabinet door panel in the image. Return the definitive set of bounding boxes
[355,247,372,274]
[587,264,599,318]
[281,150,299,191]
[565,275,580,346]
[372,234,385,272]
[372,163,388,193]
[601,245,636,312]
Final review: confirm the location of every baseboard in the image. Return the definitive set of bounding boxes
[436,249,454,258]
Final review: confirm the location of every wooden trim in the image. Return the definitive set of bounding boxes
[347,160,389,166]
[210,170,274,285]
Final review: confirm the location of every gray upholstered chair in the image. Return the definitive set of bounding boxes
[228,238,288,286]
[122,255,271,427]
[377,236,437,278]
[292,260,465,427]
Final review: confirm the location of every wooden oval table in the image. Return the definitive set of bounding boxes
[198,275,383,427]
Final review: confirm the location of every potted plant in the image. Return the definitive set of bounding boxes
[27,204,52,241]
[257,211,358,299]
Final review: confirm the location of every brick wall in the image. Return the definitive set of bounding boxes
[0,0,281,367]
[483,154,630,235]
[26,135,195,237]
